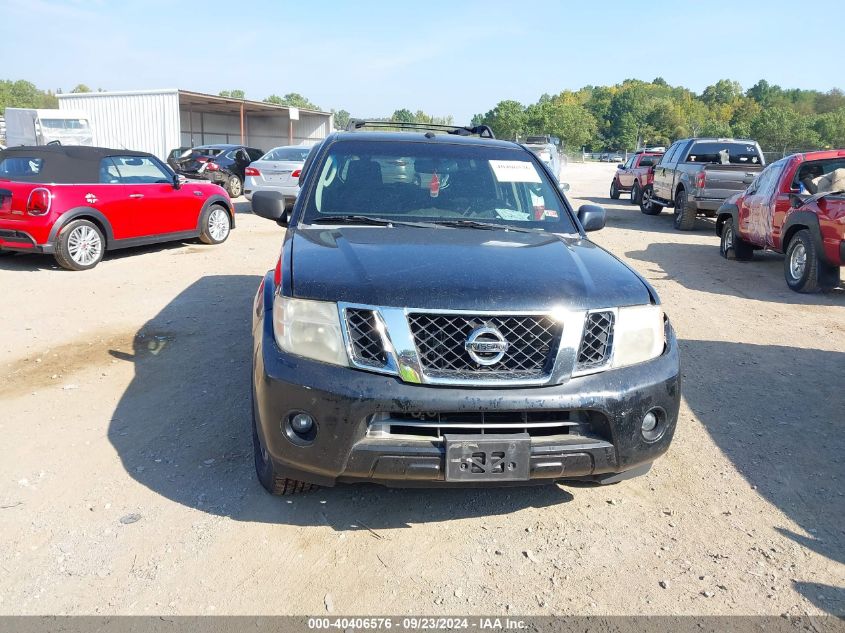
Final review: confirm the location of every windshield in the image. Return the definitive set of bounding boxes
[301,140,576,231]
[686,142,762,165]
[40,118,90,130]
[262,147,311,162]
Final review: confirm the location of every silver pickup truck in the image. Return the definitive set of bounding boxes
[640,138,765,230]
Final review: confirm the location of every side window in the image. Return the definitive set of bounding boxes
[246,148,263,161]
[99,158,121,183]
[624,156,636,169]
[108,156,172,184]
[658,143,679,166]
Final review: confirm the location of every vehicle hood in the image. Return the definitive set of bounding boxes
[289,227,652,310]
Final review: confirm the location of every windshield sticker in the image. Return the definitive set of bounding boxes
[489,160,541,183]
[495,208,531,221]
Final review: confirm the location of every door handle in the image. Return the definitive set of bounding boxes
[129,193,144,199]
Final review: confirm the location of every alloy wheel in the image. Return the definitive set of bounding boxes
[67,225,102,266]
[789,242,807,280]
[208,208,230,242]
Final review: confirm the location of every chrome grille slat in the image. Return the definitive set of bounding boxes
[345,308,388,367]
[576,311,614,370]
[407,313,561,379]
[368,410,577,440]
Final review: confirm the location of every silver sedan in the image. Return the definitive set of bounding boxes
[244,145,315,201]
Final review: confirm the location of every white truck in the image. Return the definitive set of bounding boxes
[3,108,93,147]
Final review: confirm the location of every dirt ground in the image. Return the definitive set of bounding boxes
[1,162,843,617]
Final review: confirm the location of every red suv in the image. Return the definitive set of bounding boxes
[0,145,234,270]
[716,149,845,293]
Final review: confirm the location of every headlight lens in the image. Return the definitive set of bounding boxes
[611,305,665,369]
[272,294,348,366]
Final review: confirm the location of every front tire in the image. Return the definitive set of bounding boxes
[719,217,753,261]
[630,181,641,205]
[199,204,232,245]
[610,179,620,200]
[673,188,696,230]
[639,184,661,215]
[252,392,317,496]
[226,175,243,198]
[784,229,839,293]
[54,219,105,271]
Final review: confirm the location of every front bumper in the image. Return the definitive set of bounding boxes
[252,278,682,488]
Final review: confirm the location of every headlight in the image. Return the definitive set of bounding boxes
[272,294,348,366]
[611,305,665,369]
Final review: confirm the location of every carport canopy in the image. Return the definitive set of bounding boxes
[178,90,332,152]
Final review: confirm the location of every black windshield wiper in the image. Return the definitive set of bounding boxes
[432,219,540,233]
[310,215,434,228]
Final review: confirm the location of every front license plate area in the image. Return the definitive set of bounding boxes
[444,434,530,482]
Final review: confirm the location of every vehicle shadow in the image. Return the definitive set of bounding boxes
[680,339,845,614]
[107,274,574,531]
[232,198,253,214]
[0,241,198,271]
[626,242,845,304]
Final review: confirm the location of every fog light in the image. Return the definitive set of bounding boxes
[291,413,314,434]
[284,411,318,446]
[641,411,658,433]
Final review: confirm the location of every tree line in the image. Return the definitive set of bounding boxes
[470,78,845,155]
[4,77,843,155]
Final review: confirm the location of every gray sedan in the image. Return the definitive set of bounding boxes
[244,145,315,201]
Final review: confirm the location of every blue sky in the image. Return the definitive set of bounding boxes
[3,0,842,121]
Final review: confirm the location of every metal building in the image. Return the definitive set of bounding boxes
[57,89,334,160]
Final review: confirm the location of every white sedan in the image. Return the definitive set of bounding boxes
[244,145,316,201]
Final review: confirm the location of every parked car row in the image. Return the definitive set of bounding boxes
[605,139,844,293]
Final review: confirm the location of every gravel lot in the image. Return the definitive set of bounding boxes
[1,162,843,617]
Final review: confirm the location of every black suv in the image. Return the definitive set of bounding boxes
[172,144,263,198]
[250,121,680,494]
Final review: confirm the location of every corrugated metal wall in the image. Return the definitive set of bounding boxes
[58,91,181,160]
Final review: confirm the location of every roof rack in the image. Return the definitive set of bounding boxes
[346,119,495,139]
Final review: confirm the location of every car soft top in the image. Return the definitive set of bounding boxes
[0,145,158,184]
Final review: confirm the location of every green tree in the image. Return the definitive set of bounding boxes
[477,100,527,140]
[265,93,320,110]
[814,108,845,147]
[219,89,245,99]
[391,108,415,123]
[332,108,350,130]
[0,79,58,110]
[751,106,820,154]
[701,79,743,106]
[526,98,597,149]
[70,84,91,94]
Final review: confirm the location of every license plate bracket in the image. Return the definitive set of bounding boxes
[444,433,530,482]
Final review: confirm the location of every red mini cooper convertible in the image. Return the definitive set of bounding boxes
[0,145,234,270]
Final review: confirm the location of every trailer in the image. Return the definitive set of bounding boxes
[3,108,93,147]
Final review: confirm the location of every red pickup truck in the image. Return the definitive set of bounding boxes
[0,145,233,270]
[716,149,845,293]
[610,152,663,205]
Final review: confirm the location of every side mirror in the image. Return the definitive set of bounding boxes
[172,173,181,190]
[559,182,571,192]
[577,204,606,232]
[617,163,624,169]
[252,190,295,226]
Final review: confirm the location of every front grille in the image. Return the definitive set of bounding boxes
[345,308,387,367]
[576,311,614,371]
[369,410,580,440]
[407,313,561,380]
